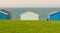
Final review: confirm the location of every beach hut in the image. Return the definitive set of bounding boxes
[47,11,60,20]
[20,11,39,20]
[0,9,11,20]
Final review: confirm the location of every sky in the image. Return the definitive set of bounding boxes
[0,0,60,7]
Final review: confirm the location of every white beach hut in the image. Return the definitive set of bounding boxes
[20,11,39,20]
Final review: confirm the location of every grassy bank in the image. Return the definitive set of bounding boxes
[0,20,60,33]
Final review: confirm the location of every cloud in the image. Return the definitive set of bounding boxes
[0,0,60,7]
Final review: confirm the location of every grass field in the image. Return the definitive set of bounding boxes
[0,20,60,33]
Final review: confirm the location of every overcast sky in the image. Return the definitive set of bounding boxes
[0,0,60,7]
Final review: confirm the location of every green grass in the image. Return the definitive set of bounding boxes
[0,20,60,33]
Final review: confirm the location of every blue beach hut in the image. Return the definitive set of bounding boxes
[0,9,11,20]
[47,11,60,20]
